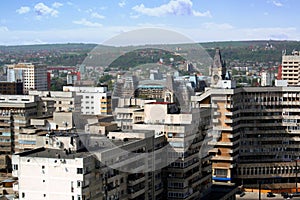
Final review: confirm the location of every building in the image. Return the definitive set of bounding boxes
[0,95,39,170]
[67,71,81,85]
[12,147,102,200]
[281,50,300,85]
[0,81,23,95]
[63,86,112,115]
[6,63,47,94]
[131,101,213,200]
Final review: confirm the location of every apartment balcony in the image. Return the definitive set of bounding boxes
[13,182,18,191]
[212,156,233,161]
[224,119,233,124]
[225,104,233,109]
[225,112,233,116]
[127,188,145,199]
[212,119,219,124]
[128,176,146,186]
[213,112,221,116]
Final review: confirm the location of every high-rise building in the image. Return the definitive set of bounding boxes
[6,63,47,94]
[0,95,39,170]
[282,50,300,85]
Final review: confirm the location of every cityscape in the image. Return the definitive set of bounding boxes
[1,1,300,200]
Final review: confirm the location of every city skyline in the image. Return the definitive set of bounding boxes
[0,0,300,45]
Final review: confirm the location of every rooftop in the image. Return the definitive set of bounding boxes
[15,147,90,159]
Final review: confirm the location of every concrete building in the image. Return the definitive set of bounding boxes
[6,63,47,94]
[12,147,102,200]
[0,95,39,170]
[63,86,112,115]
[193,85,300,190]
[132,102,213,200]
[282,50,300,85]
[0,81,23,95]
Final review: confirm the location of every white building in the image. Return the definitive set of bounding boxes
[6,63,47,94]
[12,147,102,200]
[63,86,112,115]
[282,50,300,85]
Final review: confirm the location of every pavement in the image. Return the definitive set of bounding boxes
[236,192,300,200]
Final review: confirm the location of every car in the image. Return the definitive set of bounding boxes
[267,192,276,197]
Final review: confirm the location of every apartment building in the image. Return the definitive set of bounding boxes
[132,102,213,200]
[0,81,23,95]
[12,129,167,200]
[194,85,300,190]
[12,147,102,200]
[63,86,112,115]
[282,50,300,85]
[236,86,300,190]
[0,95,39,170]
[6,63,47,94]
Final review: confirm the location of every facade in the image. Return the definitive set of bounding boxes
[12,148,102,200]
[193,86,300,190]
[6,63,47,94]
[0,81,23,95]
[63,86,112,115]
[132,102,213,200]
[282,50,300,85]
[0,95,39,170]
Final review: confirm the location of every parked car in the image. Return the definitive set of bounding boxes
[267,192,276,197]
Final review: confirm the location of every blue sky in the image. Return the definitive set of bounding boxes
[0,0,299,45]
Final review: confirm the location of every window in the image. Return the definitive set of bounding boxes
[77,195,81,200]
[77,168,83,174]
[42,165,45,169]
[13,164,18,170]
[77,181,81,187]
[43,194,46,197]
[22,192,25,198]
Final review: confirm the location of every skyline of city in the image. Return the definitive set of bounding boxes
[0,0,300,45]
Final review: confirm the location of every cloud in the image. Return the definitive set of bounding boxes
[0,26,8,32]
[202,23,234,30]
[73,18,103,27]
[132,0,211,17]
[91,12,105,19]
[272,1,283,7]
[16,6,31,14]
[34,3,59,17]
[52,2,63,8]
[119,0,126,8]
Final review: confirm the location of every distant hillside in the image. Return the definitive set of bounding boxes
[1,40,300,67]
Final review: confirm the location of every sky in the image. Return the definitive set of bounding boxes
[0,0,299,45]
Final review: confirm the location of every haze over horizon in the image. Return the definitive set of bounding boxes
[1,0,300,45]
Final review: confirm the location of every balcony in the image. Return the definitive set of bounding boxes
[13,182,18,191]
[212,119,219,124]
[225,112,233,116]
[224,119,233,124]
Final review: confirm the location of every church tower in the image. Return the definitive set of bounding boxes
[210,48,226,87]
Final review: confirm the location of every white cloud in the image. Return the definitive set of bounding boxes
[52,2,63,8]
[202,23,234,30]
[91,12,105,19]
[34,3,59,17]
[132,0,211,17]
[73,18,103,28]
[272,1,283,7]
[0,26,8,32]
[16,6,31,14]
[119,0,126,8]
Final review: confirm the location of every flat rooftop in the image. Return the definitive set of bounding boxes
[15,147,90,159]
